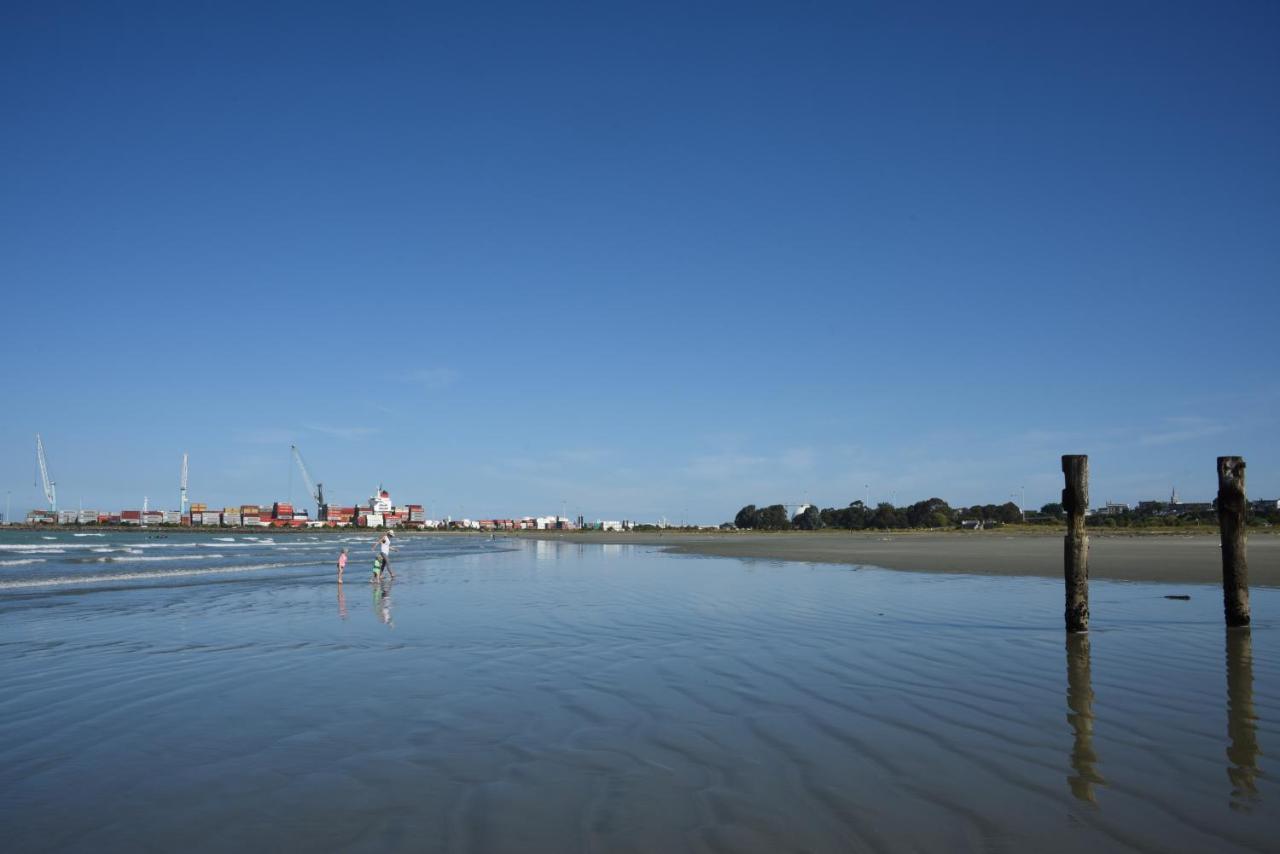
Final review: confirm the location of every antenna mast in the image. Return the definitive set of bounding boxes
[180,452,189,515]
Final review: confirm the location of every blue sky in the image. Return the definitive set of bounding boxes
[3,1,1277,522]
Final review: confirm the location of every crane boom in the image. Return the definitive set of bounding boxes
[36,433,57,512]
[180,452,189,514]
[290,445,324,517]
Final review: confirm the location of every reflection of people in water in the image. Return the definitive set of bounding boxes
[1066,633,1104,803]
[373,578,393,628]
[337,585,348,620]
[1226,628,1260,810]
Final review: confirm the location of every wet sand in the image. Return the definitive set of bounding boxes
[4,532,1280,851]
[515,530,1280,585]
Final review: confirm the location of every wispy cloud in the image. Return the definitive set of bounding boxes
[1135,416,1227,447]
[304,424,381,440]
[685,446,816,481]
[556,448,612,464]
[780,447,816,471]
[409,368,459,389]
[236,428,295,445]
[488,448,613,476]
[684,452,768,480]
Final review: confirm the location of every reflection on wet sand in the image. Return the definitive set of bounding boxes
[1066,633,1105,803]
[337,586,347,620]
[1226,628,1260,810]
[374,579,393,627]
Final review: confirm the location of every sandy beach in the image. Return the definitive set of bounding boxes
[514,529,1280,586]
[5,530,1279,850]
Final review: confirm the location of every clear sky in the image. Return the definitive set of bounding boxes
[3,1,1277,523]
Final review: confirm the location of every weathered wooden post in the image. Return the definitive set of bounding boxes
[1217,456,1250,628]
[1062,455,1089,633]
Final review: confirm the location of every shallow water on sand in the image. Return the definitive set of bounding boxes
[2,532,1279,852]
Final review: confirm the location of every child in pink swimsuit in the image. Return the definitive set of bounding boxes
[337,548,348,583]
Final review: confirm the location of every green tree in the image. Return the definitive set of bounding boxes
[997,501,1022,524]
[795,505,823,530]
[1040,502,1064,518]
[734,505,758,529]
[757,504,790,530]
[906,498,953,528]
[845,500,870,529]
[871,502,903,529]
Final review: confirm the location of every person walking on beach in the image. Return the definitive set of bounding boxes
[336,547,348,584]
[379,531,395,579]
[372,532,395,581]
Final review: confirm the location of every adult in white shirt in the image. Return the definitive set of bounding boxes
[378,531,395,579]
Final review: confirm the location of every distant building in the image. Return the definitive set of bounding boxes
[369,487,392,515]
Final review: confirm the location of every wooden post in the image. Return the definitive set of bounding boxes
[1062,455,1089,633]
[1217,456,1250,628]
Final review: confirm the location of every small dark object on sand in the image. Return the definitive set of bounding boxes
[1164,594,1191,601]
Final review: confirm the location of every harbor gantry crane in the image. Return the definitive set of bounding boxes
[180,452,189,516]
[36,433,57,512]
[291,444,325,519]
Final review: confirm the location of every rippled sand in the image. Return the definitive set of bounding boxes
[1,535,1278,852]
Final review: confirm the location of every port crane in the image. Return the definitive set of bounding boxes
[36,433,57,512]
[290,445,325,519]
[180,452,189,515]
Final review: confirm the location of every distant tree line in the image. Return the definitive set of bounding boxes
[1083,502,1280,528]
[727,498,1280,531]
[730,498,1023,531]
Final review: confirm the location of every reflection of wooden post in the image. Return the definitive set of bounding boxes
[1217,457,1250,628]
[1066,633,1103,803]
[1062,455,1089,633]
[1226,629,1259,809]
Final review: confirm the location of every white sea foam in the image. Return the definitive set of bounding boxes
[0,543,102,551]
[0,561,301,590]
[87,554,225,563]
[72,533,105,537]
[0,558,45,567]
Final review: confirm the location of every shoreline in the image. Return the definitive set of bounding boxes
[6,525,1276,587]
[512,529,1280,586]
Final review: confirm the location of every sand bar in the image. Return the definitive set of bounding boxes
[514,530,1280,586]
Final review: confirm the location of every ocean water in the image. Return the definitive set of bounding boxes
[1,530,1277,853]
